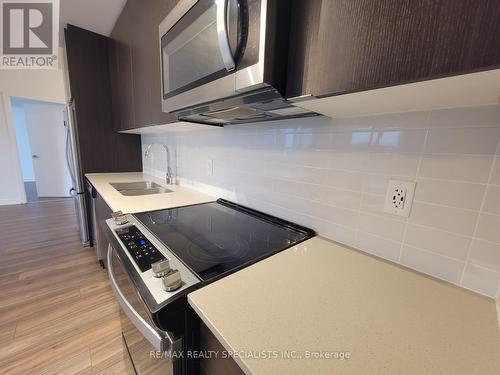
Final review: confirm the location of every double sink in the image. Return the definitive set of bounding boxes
[110,181,173,196]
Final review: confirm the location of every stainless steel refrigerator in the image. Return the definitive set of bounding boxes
[64,98,90,247]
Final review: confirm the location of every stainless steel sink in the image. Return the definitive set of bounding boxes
[110,181,173,196]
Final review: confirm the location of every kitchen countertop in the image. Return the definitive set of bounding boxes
[188,237,500,375]
[85,172,215,213]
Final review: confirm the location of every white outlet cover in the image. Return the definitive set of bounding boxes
[384,180,416,217]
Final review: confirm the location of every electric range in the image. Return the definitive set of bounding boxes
[104,199,315,375]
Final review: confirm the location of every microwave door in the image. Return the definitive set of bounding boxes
[159,0,247,113]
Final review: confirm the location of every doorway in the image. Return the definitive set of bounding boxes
[11,98,72,202]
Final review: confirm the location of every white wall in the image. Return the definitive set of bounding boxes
[0,95,25,205]
[0,48,67,205]
[143,104,500,298]
[11,100,35,181]
[0,48,66,104]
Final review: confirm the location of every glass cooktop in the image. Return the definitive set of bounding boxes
[134,199,315,282]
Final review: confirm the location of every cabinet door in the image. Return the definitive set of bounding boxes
[109,39,136,131]
[127,0,153,127]
[65,24,142,173]
[108,40,121,131]
[199,321,245,375]
[110,0,151,129]
[286,0,322,99]
[129,0,179,126]
[288,0,500,99]
[110,0,178,129]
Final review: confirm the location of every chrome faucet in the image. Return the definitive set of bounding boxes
[144,143,175,185]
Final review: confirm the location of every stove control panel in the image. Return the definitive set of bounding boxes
[116,226,165,272]
[107,215,201,307]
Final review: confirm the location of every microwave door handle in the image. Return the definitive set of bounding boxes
[216,0,236,71]
[107,245,182,354]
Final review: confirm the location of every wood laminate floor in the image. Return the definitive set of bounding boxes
[0,200,131,374]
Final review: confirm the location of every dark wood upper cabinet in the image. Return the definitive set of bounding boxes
[108,0,500,126]
[287,0,500,99]
[109,0,178,131]
[108,39,136,131]
[65,24,142,173]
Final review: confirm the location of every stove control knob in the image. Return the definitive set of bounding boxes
[152,259,170,278]
[162,269,182,292]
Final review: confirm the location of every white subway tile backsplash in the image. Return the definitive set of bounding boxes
[461,264,500,297]
[324,169,365,192]
[482,185,500,215]
[355,232,401,262]
[414,179,486,211]
[401,245,464,284]
[371,129,427,153]
[265,161,295,180]
[329,152,370,172]
[309,201,359,228]
[469,240,500,272]
[404,224,471,261]
[366,153,420,176]
[144,105,500,297]
[369,110,429,130]
[476,213,500,244]
[424,127,500,155]
[363,174,407,196]
[426,105,500,129]
[316,185,362,210]
[418,154,493,183]
[272,179,320,201]
[313,219,357,248]
[360,193,405,222]
[329,131,372,152]
[284,149,330,168]
[409,202,478,236]
[357,212,406,242]
[294,166,328,185]
[491,157,500,185]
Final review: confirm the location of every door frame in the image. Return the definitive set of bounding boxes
[1,93,26,204]
[3,93,67,204]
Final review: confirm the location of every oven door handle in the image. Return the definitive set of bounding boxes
[107,245,182,354]
[216,0,236,72]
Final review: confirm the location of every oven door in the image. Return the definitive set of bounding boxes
[160,0,256,113]
[107,245,182,374]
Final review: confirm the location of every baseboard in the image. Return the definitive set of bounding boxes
[0,199,22,206]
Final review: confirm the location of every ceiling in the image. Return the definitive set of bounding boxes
[59,0,127,44]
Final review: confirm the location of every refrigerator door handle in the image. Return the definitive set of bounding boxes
[66,99,84,193]
[65,122,76,185]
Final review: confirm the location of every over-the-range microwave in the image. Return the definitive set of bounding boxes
[159,0,320,126]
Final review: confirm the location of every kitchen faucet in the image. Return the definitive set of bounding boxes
[144,143,175,185]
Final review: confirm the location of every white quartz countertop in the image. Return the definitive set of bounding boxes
[188,237,500,375]
[85,172,215,214]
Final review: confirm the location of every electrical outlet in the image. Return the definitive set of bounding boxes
[206,159,214,176]
[383,180,416,217]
